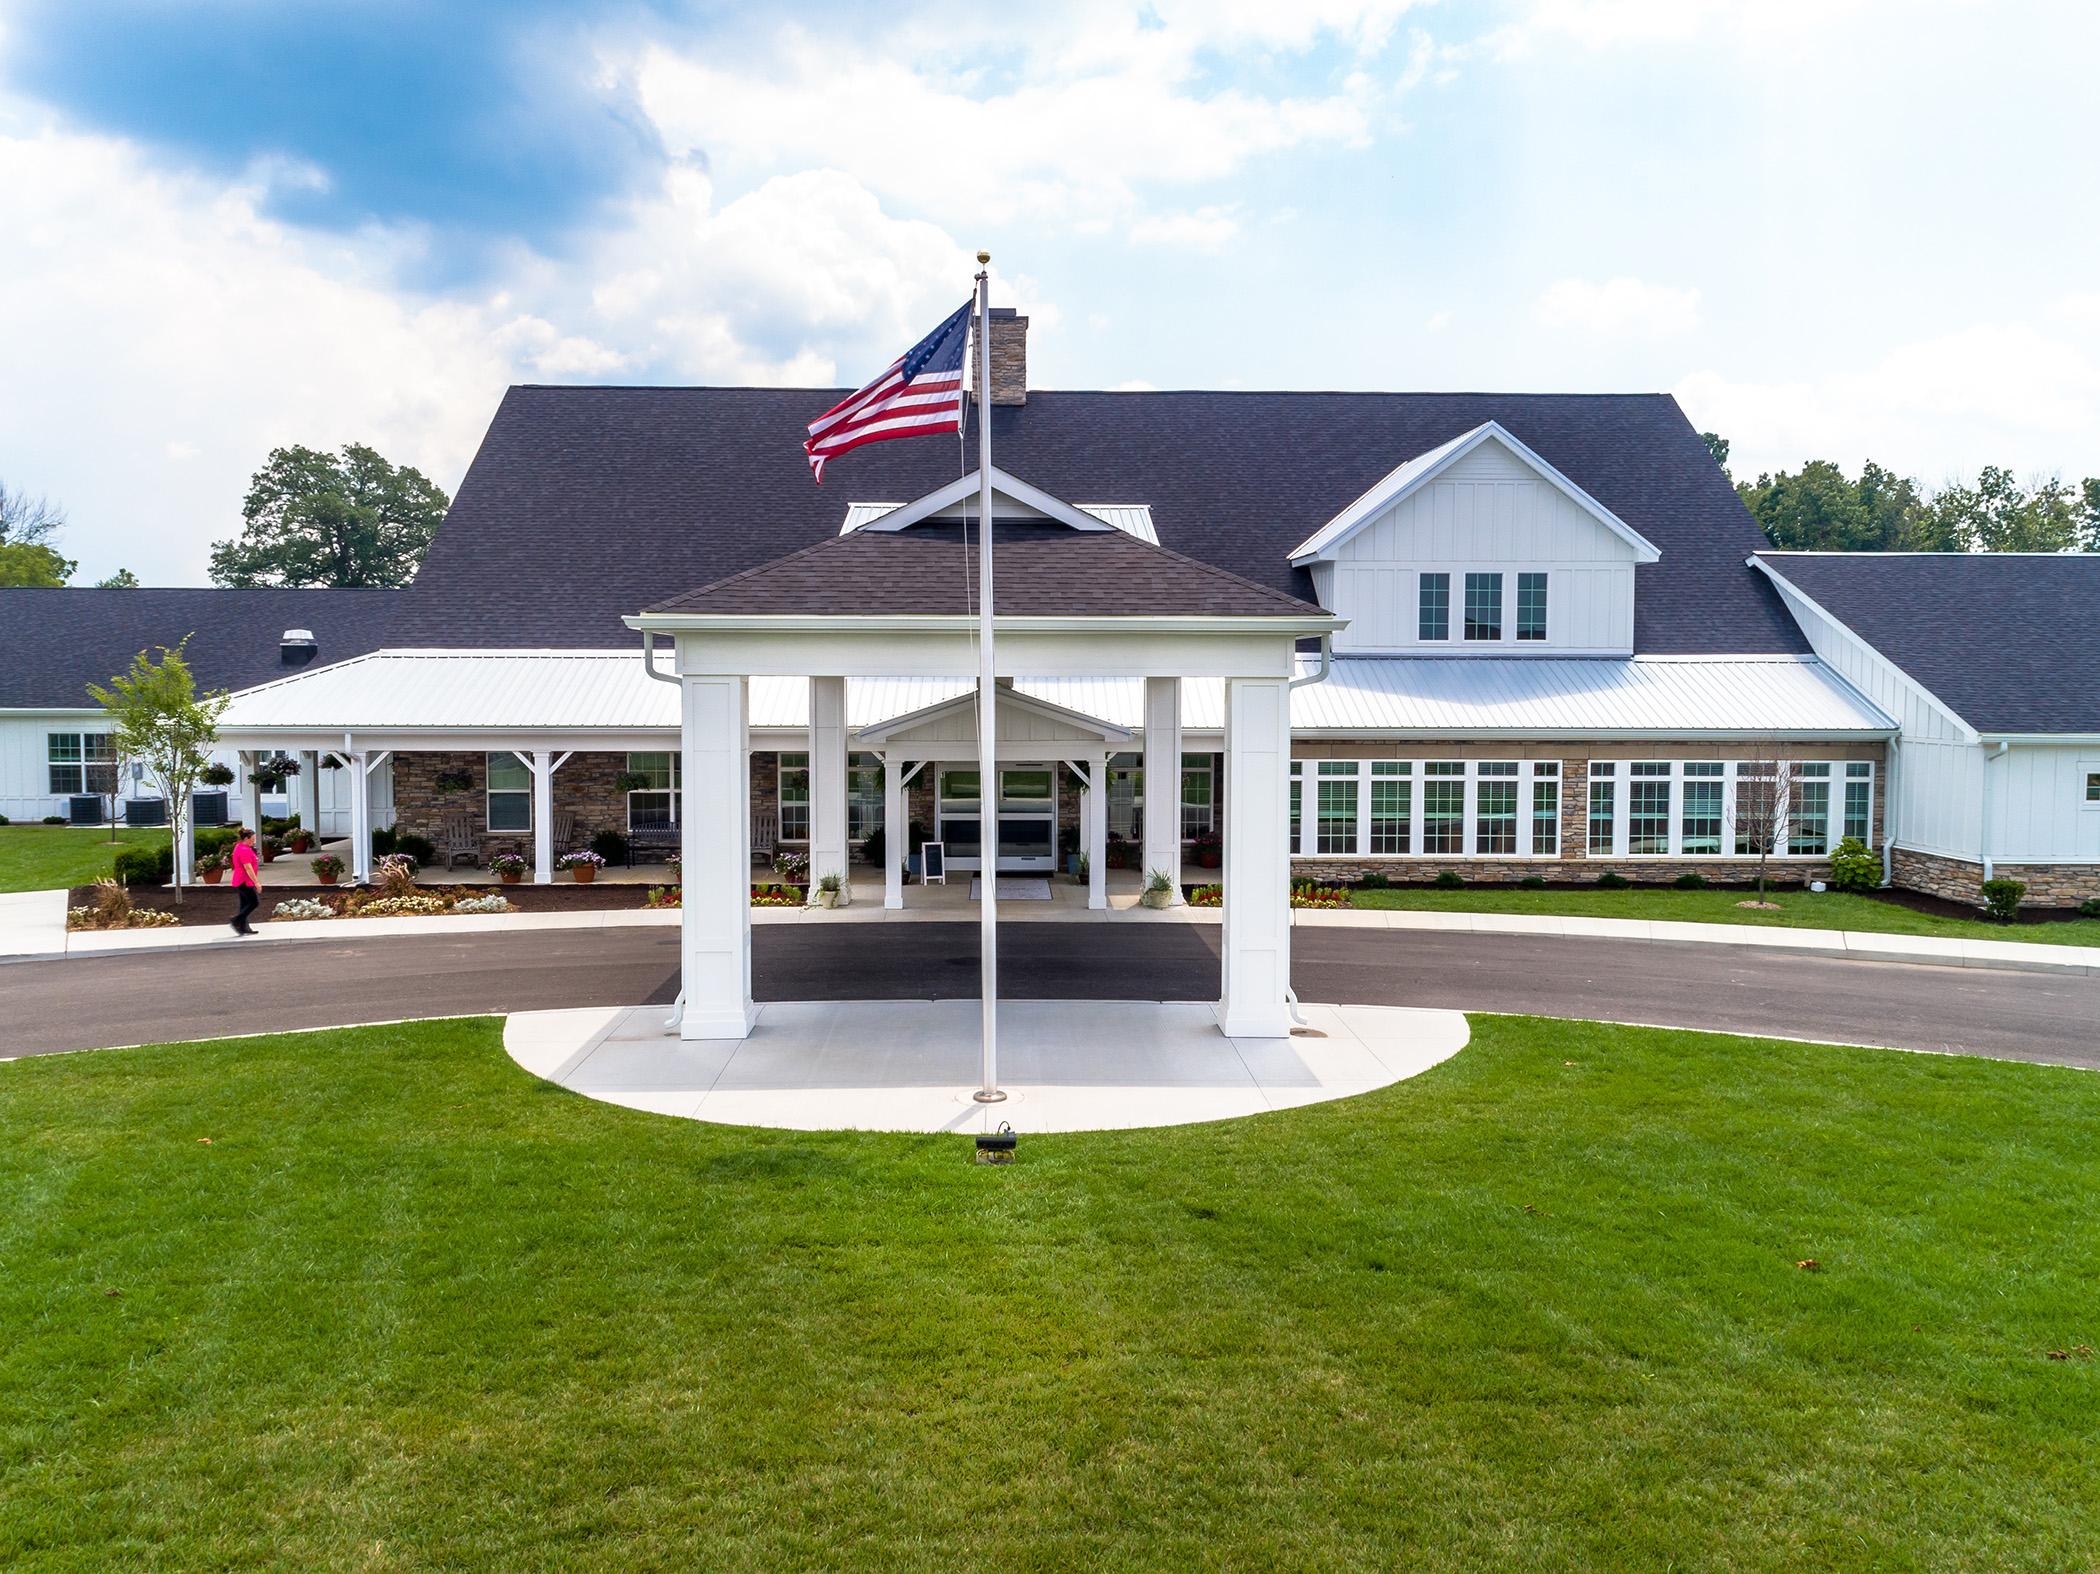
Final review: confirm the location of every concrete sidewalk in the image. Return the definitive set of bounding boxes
[8,884,2099,977]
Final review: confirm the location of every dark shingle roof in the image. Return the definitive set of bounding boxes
[1757,553,2100,734]
[391,387,1804,654]
[646,523,1325,618]
[0,588,401,709]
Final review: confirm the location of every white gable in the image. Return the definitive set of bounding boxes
[1288,422,1659,657]
[838,468,1158,545]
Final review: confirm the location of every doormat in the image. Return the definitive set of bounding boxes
[970,877,1053,901]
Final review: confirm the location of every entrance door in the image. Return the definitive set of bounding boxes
[935,764,1058,872]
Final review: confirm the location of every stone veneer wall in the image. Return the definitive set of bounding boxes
[391,750,639,862]
[1891,846,2100,908]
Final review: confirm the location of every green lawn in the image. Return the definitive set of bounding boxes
[4,1017,2095,1569]
[0,825,166,894]
[1346,883,2100,947]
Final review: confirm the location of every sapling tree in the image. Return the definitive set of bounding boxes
[89,639,230,901]
[1731,741,1794,905]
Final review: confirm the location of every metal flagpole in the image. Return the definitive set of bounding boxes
[973,251,1004,1104]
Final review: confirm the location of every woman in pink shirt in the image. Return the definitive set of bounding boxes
[228,826,261,936]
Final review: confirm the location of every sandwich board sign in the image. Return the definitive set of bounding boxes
[920,841,946,885]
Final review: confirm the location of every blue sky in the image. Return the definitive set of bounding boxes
[2,0,2097,582]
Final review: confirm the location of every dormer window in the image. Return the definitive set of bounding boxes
[1517,573,1548,640]
[1464,573,1502,641]
[1418,573,1450,641]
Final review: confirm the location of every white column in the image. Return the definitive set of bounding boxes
[682,674,756,1039]
[1142,676,1183,905]
[235,749,257,829]
[809,676,850,905]
[350,752,372,881]
[884,753,907,910]
[1219,677,1293,1038]
[295,751,319,839]
[532,749,554,883]
[1087,754,1107,911]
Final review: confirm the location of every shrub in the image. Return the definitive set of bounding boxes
[1432,870,1465,889]
[1595,872,1630,889]
[393,832,437,866]
[371,825,397,857]
[42,815,66,825]
[114,842,173,885]
[90,878,133,927]
[2081,897,2100,920]
[1519,875,1547,889]
[590,829,629,865]
[859,827,886,868]
[1827,836,1881,893]
[1673,872,1707,890]
[1357,872,1390,890]
[0,814,9,825]
[194,825,241,859]
[1981,878,2026,923]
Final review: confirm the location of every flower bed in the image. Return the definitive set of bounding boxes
[1188,883,1223,907]
[1290,882,1350,909]
[644,886,680,909]
[751,883,802,907]
[453,894,513,914]
[353,894,452,918]
[270,898,335,922]
[67,905,181,931]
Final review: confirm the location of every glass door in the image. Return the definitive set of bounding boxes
[937,767,982,869]
[996,767,1056,871]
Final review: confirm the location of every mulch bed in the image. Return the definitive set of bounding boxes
[79,880,678,927]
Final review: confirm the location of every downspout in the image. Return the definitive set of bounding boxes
[642,630,680,686]
[1289,633,1332,690]
[1980,740,2009,883]
[1881,735,1898,888]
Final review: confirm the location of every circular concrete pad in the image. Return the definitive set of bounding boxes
[504,998,1469,1134]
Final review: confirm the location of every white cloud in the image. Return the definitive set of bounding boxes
[627,6,1398,235]
[1499,0,1875,51]
[1128,206,1241,251]
[1424,310,1452,331]
[1675,320,2100,480]
[0,120,1023,581]
[1534,276,1702,338]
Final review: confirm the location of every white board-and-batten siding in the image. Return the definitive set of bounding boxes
[1324,439,1638,656]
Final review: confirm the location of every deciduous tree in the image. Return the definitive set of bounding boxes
[0,479,76,584]
[209,443,449,588]
[89,640,231,902]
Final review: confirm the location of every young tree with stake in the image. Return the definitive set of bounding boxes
[1731,741,1794,907]
[89,640,231,902]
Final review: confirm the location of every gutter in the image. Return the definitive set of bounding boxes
[1981,740,2009,882]
[1289,633,1332,690]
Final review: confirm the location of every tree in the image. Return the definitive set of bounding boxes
[1701,432,1731,473]
[1730,741,1794,906]
[209,443,449,588]
[0,478,77,584]
[96,568,141,588]
[1737,460,1929,551]
[1915,467,2085,553]
[88,640,231,902]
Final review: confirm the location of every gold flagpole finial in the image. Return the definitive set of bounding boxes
[976,249,990,266]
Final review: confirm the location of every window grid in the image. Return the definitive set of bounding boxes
[1588,777,1615,856]
[2087,772,2100,804]
[1289,762,1302,854]
[779,752,812,843]
[1516,572,1548,640]
[486,751,532,833]
[1369,776,1411,854]
[1475,780,1518,854]
[1418,573,1450,641]
[1317,777,1358,855]
[1533,779,1559,854]
[1463,573,1503,641]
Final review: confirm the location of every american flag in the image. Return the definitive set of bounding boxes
[803,301,972,483]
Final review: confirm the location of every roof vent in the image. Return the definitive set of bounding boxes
[280,628,317,666]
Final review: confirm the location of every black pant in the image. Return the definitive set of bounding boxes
[232,885,260,934]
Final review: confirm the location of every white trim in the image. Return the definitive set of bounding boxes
[854,684,1133,748]
[848,466,1115,534]
[1288,421,1663,566]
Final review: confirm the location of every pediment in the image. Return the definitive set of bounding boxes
[1288,421,1661,566]
[840,467,1140,538]
[855,685,1132,749]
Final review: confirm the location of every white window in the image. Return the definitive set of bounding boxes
[1789,763,1831,856]
[1181,753,1215,839]
[1587,763,1616,856]
[1418,574,1450,641]
[625,751,680,829]
[779,753,811,842]
[1844,762,1872,843]
[1463,573,1503,641]
[848,752,884,841]
[1627,763,1671,855]
[1422,762,1465,854]
[2087,771,2100,805]
[1474,761,1519,853]
[1532,762,1559,855]
[1368,761,1411,854]
[486,751,532,832]
[48,732,83,796]
[1289,761,1303,854]
[1680,763,1724,855]
[1581,759,1873,858]
[1316,760,1358,854]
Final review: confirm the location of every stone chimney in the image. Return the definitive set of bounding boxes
[987,306,1027,405]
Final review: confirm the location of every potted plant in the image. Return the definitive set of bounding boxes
[1140,868,1176,909]
[310,853,345,885]
[666,853,681,883]
[1192,830,1222,870]
[260,834,285,864]
[433,768,473,795]
[286,828,313,854]
[814,871,843,909]
[612,770,654,794]
[489,852,527,885]
[773,850,809,886]
[200,762,236,787]
[197,852,225,885]
[557,850,605,884]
